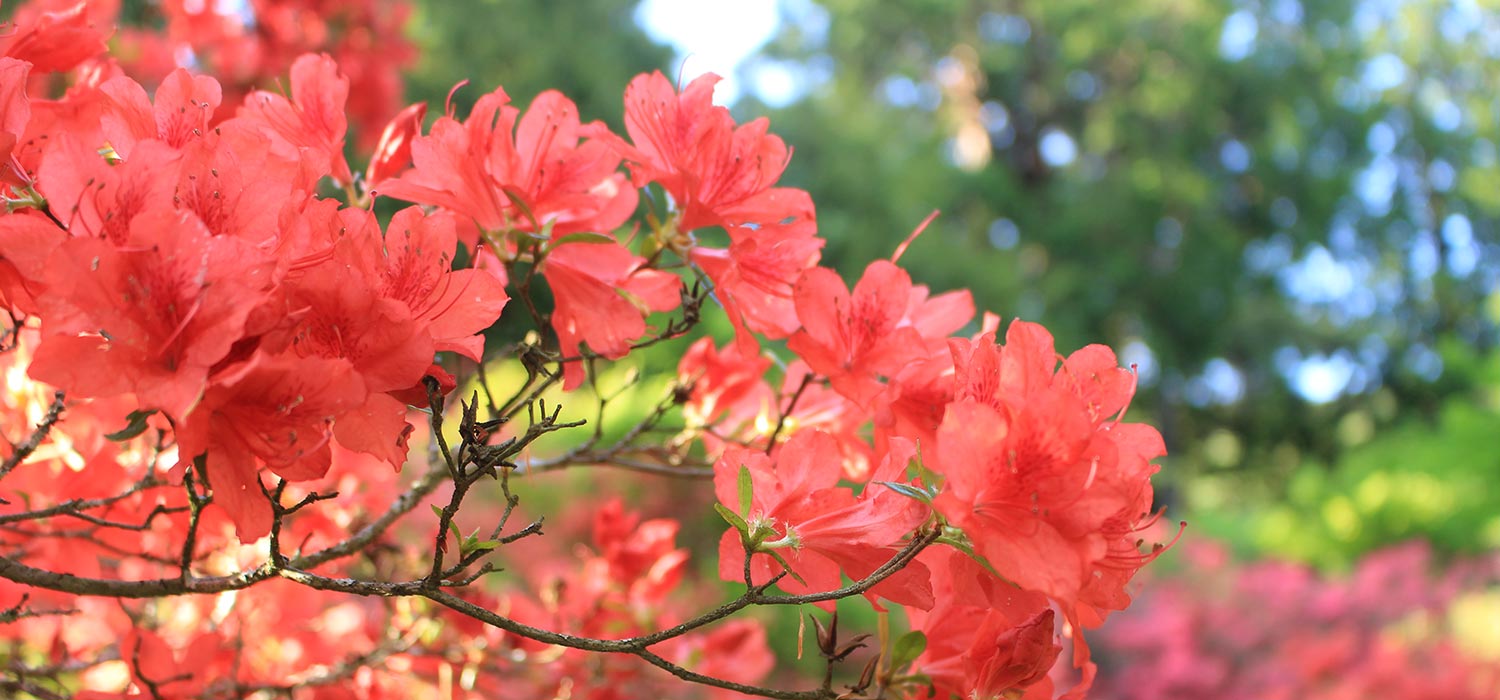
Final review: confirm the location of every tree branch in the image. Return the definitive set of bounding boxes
[0,391,65,482]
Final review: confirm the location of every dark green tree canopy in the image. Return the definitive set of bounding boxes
[735,0,1498,489]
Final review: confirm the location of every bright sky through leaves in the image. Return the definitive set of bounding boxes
[634,0,781,104]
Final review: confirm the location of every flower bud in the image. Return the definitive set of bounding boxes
[964,608,1062,699]
[366,102,426,186]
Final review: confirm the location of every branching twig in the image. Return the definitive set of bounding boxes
[0,475,173,526]
[766,373,815,453]
[0,593,76,623]
[0,391,65,482]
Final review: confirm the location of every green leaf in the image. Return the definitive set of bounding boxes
[910,442,942,488]
[737,463,754,518]
[937,529,1008,581]
[465,539,501,552]
[877,481,933,504]
[548,231,616,249]
[639,230,661,260]
[500,186,541,233]
[105,409,157,441]
[459,534,501,556]
[645,182,670,217]
[713,503,750,534]
[765,549,807,586]
[889,631,927,670]
[429,504,444,519]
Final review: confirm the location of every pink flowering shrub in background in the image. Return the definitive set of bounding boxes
[1092,540,1500,700]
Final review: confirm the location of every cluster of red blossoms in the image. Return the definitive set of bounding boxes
[2,0,413,144]
[1,3,1175,699]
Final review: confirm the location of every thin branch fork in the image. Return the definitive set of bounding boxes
[0,390,66,483]
[0,523,938,699]
[0,275,939,700]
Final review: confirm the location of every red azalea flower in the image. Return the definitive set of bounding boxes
[933,396,1104,607]
[271,254,434,394]
[591,499,689,605]
[261,205,507,465]
[0,211,63,315]
[714,430,930,610]
[966,608,1064,699]
[932,321,1168,612]
[676,336,773,431]
[907,550,1064,700]
[875,345,955,452]
[692,218,824,344]
[29,208,275,420]
[903,282,975,349]
[263,205,443,396]
[868,277,973,448]
[59,109,309,249]
[99,68,223,158]
[373,207,510,362]
[37,132,180,245]
[175,353,365,541]
[273,203,507,403]
[0,58,30,187]
[0,1,112,74]
[787,260,925,407]
[377,87,637,237]
[238,53,354,186]
[175,123,308,242]
[602,71,812,232]
[365,101,426,186]
[542,241,680,389]
[329,391,415,470]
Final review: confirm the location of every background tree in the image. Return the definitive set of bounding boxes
[394,0,1500,562]
[720,0,1500,556]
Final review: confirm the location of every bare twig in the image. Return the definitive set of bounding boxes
[0,391,65,482]
[766,373,815,453]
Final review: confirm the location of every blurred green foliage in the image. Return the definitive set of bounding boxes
[745,0,1498,488]
[406,0,672,128]
[1194,341,1500,568]
[742,0,1500,565]
[407,0,1500,566]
